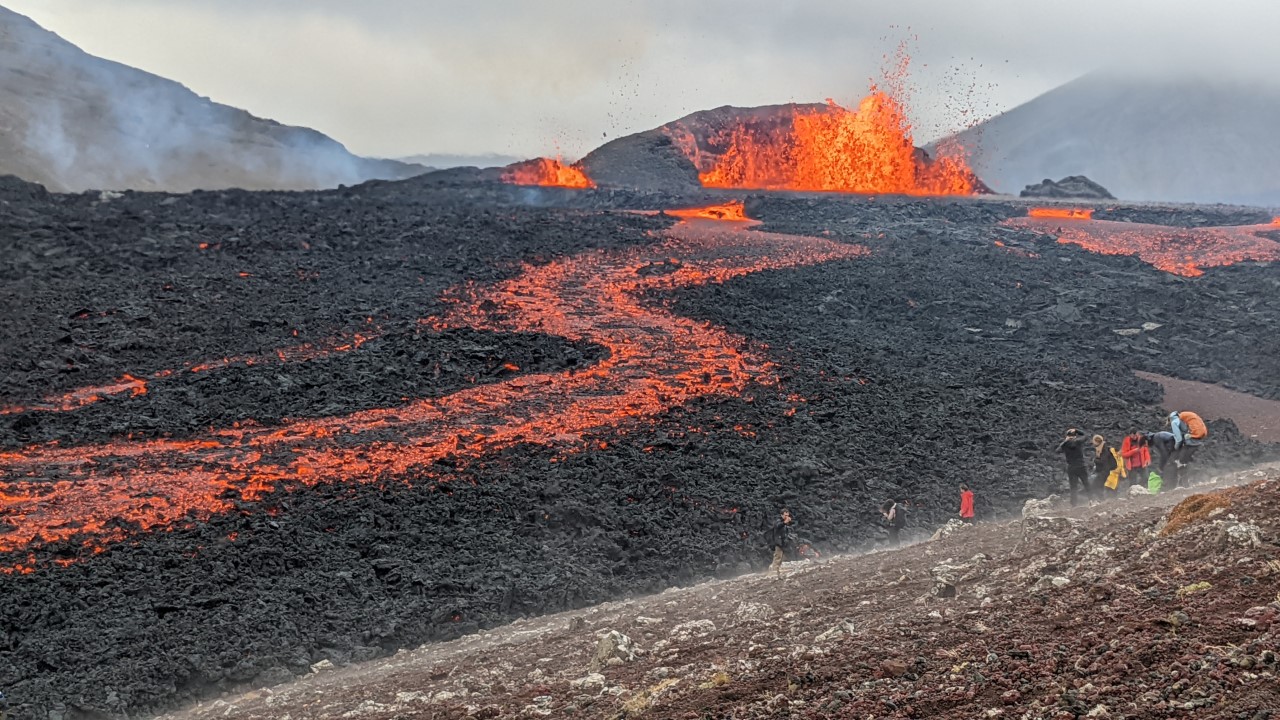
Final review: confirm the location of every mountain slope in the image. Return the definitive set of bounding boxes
[0,6,424,192]
[940,71,1280,206]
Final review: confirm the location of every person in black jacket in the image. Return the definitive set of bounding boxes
[1056,428,1093,506]
[1146,430,1181,489]
[881,499,907,547]
[766,508,794,576]
[1092,434,1119,499]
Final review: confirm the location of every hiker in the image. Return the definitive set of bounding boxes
[1092,434,1125,497]
[1146,430,1181,489]
[959,484,975,523]
[1121,429,1152,488]
[1170,410,1208,470]
[881,499,907,547]
[766,508,794,576]
[1055,428,1093,506]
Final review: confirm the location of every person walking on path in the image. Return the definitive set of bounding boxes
[881,499,907,547]
[1121,429,1152,489]
[1056,428,1093,506]
[959,484,975,523]
[766,508,794,577]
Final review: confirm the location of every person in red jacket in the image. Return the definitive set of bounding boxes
[1120,429,1152,488]
[959,484,976,523]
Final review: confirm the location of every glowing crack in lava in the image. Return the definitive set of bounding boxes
[501,157,595,188]
[1005,209,1280,277]
[1026,207,1094,220]
[0,221,866,572]
[666,201,750,222]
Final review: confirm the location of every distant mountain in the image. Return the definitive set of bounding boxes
[937,70,1280,206]
[0,6,426,192]
[398,153,523,170]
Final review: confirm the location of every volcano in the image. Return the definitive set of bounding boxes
[0,6,425,192]
[937,70,1280,205]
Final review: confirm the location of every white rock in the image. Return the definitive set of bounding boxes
[1141,322,1164,331]
[570,673,607,690]
[669,620,716,641]
[931,518,968,541]
[1022,495,1064,518]
[1221,521,1264,548]
[1113,328,1142,336]
[309,660,335,674]
[732,602,776,623]
[1128,485,1150,496]
[814,619,856,643]
[589,630,638,671]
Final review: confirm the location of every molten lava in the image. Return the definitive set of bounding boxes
[0,219,866,572]
[683,91,977,196]
[666,201,750,222]
[1027,207,1094,220]
[501,157,594,189]
[1005,213,1280,277]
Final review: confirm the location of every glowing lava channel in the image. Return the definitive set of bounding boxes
[1006,209,1280,277]
[666,201,750,222]
[0,222,865,572]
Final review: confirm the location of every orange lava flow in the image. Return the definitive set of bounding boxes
[0,223,866,571]
[1004,216,1280,277]
[693,92,976,196]
[1027,207,1094,220]
[666,201,750,222]
[501,157,595,189]
[0,332,379,416]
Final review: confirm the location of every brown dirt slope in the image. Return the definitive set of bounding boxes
[166,465,1280,720]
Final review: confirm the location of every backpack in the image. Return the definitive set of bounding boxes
[1179,411,1208,440]
[1148,471,1163,494]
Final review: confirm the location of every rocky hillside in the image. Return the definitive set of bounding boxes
[0,6,424,192]
[161,466,1280,720]
[938,71,1280,206]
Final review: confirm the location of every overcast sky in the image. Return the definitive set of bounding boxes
[7,0,1278,160]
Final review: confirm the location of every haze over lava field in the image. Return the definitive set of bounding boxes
[2,173,1279,718]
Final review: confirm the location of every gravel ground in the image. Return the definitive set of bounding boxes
[163,464,1280,720]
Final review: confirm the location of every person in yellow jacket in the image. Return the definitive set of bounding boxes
[1092,435,1126,498]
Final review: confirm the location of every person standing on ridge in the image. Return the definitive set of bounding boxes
[1121,429,1152,489]
[959,484,975,523]
[1055,428,1092,506]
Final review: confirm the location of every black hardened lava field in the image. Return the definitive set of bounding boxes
[2,176,1278,718]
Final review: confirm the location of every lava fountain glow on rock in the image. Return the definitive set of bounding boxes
[0,220,866,572]
[1007,209,1280,277]
[693,95,976,195]
[671,49,977,196]
[501,157,594,188]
